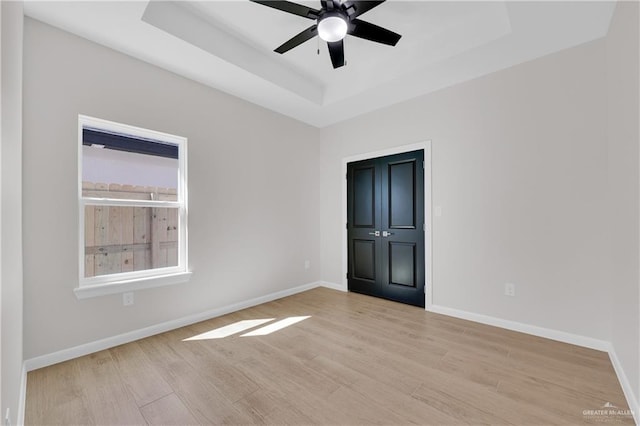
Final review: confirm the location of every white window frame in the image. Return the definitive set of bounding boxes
[75,115,190,299]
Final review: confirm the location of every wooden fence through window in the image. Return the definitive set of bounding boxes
[83,182,178,278]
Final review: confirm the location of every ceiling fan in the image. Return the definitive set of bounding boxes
[249,0,401,69]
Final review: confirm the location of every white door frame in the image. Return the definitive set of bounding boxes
[341,141,433,309]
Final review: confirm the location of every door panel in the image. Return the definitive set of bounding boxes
[353,239,376,281]
[388,161,416,229]
[353,167,376,227]
[389,242,416,287]
[347,158,382,296]
[348,150,425,307]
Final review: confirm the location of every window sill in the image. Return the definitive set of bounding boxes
[74,271,192,299]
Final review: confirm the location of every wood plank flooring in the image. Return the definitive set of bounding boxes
[25,287,634,425]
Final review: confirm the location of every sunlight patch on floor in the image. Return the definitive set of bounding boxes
[241,316,311,337]
[182,316,312,341]
[182,319,274,341]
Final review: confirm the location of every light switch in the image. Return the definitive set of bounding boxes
[435,206,442,217]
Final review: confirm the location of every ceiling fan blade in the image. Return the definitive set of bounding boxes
[275,25,318,54]
[349,18,401,46]
[342,1,385,18]
[327,40,345,69]
[249,1,320,19]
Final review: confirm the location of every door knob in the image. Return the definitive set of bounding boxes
[368,231,380,237]
[382,231,394,237]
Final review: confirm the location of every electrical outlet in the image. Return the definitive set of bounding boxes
[304,260,311,270]
[5,408,11,426]
[123,292,134,306]
[504,283,516,297]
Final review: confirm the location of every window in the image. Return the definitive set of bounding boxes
[76,115,190,299]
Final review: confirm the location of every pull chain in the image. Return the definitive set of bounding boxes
[317,35,320,55]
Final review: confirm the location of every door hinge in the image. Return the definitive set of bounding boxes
[422,161,425,169]
[346,222,348,229]
[423,223,426,232]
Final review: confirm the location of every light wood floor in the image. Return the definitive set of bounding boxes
[26,287,634,425]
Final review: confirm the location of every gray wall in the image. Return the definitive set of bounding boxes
[320,37,610,340]
[1,1,24,424]
[606,1,640,410]
[22,18,321,359]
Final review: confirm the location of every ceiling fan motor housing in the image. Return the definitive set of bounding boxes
[317,11,349,42]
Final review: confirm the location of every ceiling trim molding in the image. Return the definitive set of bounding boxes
[142,1,325,105]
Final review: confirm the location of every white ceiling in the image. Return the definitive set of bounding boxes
[24,1,616,127]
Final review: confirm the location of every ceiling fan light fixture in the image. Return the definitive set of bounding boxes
[318,15,348,42]
[249,0,401,69]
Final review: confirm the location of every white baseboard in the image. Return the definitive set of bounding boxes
[319,281,347,292]
[24,281,323,372]
[17,362,27,426]
[427,304,610,351]
[608,345,639,425]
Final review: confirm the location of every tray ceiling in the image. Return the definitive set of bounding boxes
[24,1,616,127]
